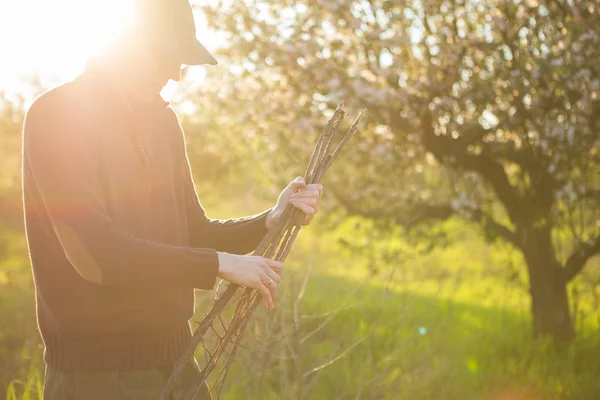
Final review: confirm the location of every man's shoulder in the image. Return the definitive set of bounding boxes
[24,77,90,127]
[22,76,98,149]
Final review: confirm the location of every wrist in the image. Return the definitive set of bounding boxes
[266,209,277,230]
[216,252,228,278]
[267,206,286,230]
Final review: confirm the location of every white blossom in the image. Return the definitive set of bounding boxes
[550,58,563,67]
[451,192,478,215]
[566,126,575,145]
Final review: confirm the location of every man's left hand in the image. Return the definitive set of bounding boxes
[266,177,323,230]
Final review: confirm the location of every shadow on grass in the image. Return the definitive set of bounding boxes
[195,270,600,400]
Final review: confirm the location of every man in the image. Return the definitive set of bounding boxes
[21,0,322,398]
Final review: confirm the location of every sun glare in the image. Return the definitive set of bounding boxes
[0,0,133,91]
[0,0,222,98]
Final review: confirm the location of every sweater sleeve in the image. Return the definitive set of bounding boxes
[182,152,271,254]
[23,91,219,290]
[169,111,271,254]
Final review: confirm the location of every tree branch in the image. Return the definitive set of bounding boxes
[468,207,521,249]
[329,187,401,223]
[419,116,523,223]
[405,204,453,228]
[405,203,521,248]
[583,189,600,200]
[562,233,600,283]
[330,183,521,248]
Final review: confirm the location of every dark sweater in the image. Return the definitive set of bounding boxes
[22,68,270,371]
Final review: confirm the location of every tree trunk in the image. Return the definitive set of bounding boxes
[527,263,573,341]
[523,228,573,342]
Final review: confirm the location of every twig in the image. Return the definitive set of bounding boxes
[160,104,365,400]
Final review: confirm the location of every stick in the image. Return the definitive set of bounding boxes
[160,105,365,400]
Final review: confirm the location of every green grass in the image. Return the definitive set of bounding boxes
[5,363,42,400]
[190,219,600,400]
[4,212,600,399]
[202,269,600,400]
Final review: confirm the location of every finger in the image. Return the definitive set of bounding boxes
[263,257,285,275]
[290,176,307,191]
[305,207,316,223]
[298,184,324,200]
[288,197,318,207]
[290,201,315,216]
[291,189,320,198]
[261,263,281,284]
[261,271,278,301]
[303,184,323,192]
[303,215,313,225]
[289,197,319,206]
[258,270,278,299]
[257,282,274,309]
[289,199,318,215]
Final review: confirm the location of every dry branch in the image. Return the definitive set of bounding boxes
[160,104,365,400]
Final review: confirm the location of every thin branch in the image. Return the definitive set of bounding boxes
[302,335,369,378]
[331,185,521,249]
[355,250,398,400]
[216,305,254,399]
[329,183,400,222]
[467,207,521,249]
[300,277,368,345]
[160,105,365,400]
[562,233,600,283]
[406,203,521,248]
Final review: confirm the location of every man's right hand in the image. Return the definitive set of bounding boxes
[216,253,284,309]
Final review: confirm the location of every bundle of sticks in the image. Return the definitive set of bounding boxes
[160,104,365,400]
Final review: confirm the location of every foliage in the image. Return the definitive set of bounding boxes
[5,363,42,400]
[193,0,600,340]
[0,227,41,397]
[0,89,44,394]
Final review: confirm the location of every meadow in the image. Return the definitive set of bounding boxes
[4,193,600,400]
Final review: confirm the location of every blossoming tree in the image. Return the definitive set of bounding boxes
[195,0,600,341]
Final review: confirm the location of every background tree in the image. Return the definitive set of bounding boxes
[192,0,600,341]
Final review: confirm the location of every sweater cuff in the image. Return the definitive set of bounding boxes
[249,208,274,251]
[184,247,219,290]
[254,208,273,236]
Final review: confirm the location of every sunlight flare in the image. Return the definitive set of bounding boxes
[0,0,221,95]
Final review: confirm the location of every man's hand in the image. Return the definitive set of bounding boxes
[266,176,324,230]
[216,252,283,309]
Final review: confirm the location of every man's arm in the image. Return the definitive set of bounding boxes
[24,91,219,289]
[170,111,271,254]
[181,156,272,254]
[172,109,322,255]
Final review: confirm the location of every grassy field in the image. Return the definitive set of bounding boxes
[4,203,600,399]
[198,220,600,400]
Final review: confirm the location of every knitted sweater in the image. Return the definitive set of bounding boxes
[22,68,270,371]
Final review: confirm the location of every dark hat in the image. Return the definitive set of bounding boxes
[133,0,217,66]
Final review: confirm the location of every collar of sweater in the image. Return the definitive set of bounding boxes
[81,59,171,115]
